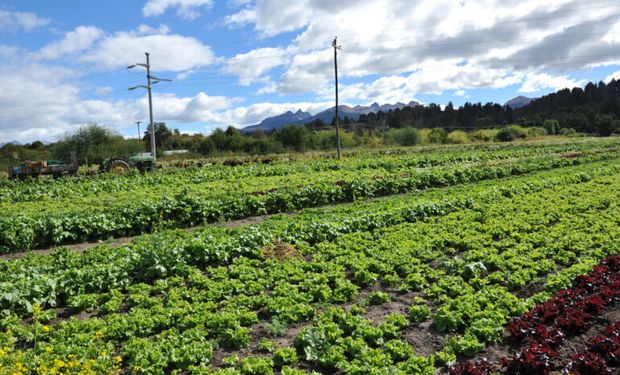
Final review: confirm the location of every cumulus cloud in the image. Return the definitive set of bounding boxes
[0,64,136,143]
[605,70,620,83]
[0,9,49,32]
[227,0,620,96]
[81,32,215,72]
[135,92,240,123]
[224,47,288,85]
[32,24,215,74]
[143,0,213,19]
[517,73,584,93]
[37,26,104,60]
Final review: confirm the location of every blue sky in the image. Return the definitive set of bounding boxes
[1,0,620,143]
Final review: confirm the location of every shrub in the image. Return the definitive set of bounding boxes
[427,128,447,143]
[470,129,497,142]
[495,125,527,142]
[315,129,359,149]
[446,130,469,144]
[560,127,577,136]
[385,128,421,146]
[526,127,547,138]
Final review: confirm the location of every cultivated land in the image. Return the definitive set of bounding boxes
[1,138,620,374]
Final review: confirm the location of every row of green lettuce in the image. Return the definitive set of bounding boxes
[0,159,618,373]
[3,139,614,221]
[1,138,612,205]
[2,148,619,254]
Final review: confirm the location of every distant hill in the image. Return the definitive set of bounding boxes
[0,140,21,148]
[504,96,535,109]
[242,101,420,132]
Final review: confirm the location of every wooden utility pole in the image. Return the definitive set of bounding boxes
[332,36,342,160]
[128,52,171,162]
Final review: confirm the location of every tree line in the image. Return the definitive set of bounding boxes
[357,79,620,136]
[2,79,620,170]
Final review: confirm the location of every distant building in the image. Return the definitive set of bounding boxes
[163,149,189,156]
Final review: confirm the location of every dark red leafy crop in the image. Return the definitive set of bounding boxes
[568,352,610,374]
[448,359,496,375]
[501,342,557,375]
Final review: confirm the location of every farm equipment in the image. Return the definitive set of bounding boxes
[8,152,78,180]
[100,154,156,174]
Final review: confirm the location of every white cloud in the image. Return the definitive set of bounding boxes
[37,26,104,60]
[605,70,620,83]
[224,47,288,85]
[335,62,522,104]
[31,24,214,74]
[518,73,584,93]
[603,20,620,44]
[0,9,49,31]
[81,29,216,73]
[143,0,213,19]
[136,92,240,123]
[0,64,135,143]
[227,0,620,96]
[225,1,311,37]
[453,90,467,97]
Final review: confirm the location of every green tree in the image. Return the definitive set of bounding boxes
[143,122,173,151]
[275,125,310,151]
[53,123,141,165]
[543,119,560,135]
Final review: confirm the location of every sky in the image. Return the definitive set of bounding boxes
[1,0,620,143]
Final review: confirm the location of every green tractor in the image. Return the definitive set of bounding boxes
[100,154,156,174]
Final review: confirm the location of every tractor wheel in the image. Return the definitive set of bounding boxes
[107,159,130,175]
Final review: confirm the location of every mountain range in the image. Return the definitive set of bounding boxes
[242,101,420,132]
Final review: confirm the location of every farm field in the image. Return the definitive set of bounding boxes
[2,138,620,253]
[1,139,620,374]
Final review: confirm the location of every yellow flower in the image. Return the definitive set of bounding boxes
[42,325,50,333]
[95,330,103,339]
[53,359,65,368]
[45,346,53,353]
[114,355,122,364]
[32,303,41,319]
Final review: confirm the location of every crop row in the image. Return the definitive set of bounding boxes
[0,160,619,373]
[1,138,612,204]
[450,254,620,374]
[2,148,618,254]
[0,160,616,316]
